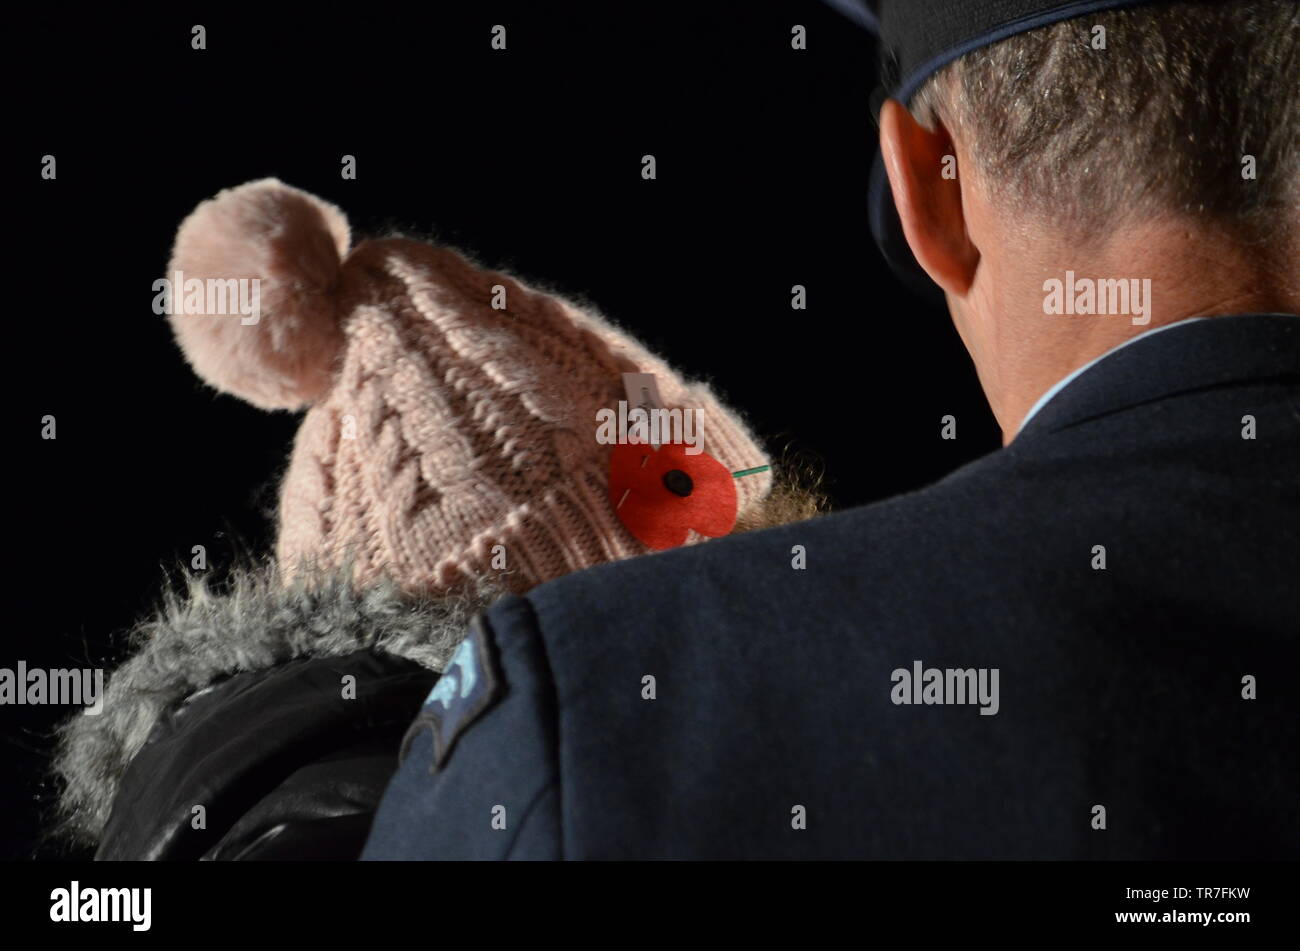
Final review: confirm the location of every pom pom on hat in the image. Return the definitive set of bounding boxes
[166,179,351,410]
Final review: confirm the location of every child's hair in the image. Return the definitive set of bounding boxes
[733,449,829,533]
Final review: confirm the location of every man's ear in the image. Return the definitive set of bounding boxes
[878,99,979,297]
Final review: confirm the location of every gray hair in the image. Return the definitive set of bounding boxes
[909,0,1300,242]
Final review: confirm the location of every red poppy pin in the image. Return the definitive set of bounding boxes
[609,442,740,550]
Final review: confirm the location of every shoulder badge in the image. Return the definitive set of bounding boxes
[400,613,503,772]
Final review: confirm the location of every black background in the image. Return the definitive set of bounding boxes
[7,2,998,861]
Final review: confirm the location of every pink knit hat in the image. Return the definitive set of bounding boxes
[166,179,772,594]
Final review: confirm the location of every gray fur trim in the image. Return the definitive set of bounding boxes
[53,562,500,847]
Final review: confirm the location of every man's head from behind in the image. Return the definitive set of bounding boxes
[877,0,1300,439]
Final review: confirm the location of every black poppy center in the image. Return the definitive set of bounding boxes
[662,469,694,497]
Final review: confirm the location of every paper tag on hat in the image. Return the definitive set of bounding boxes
[622,372,665,412]
[622,372,666,450]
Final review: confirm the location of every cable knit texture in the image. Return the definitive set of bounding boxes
[169,179,772,595]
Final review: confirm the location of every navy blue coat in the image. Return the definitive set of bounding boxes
[363,313,1300,860]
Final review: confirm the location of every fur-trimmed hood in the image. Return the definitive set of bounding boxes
[54,563,497,847]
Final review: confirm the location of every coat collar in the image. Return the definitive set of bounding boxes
[1017,313,1300,440]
